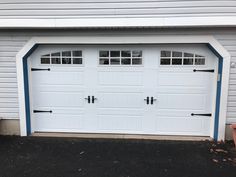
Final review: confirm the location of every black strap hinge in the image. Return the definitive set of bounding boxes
[31,68,50,71]
[193,69,214,73]
[191,113,212,117]
[33,110,52,113]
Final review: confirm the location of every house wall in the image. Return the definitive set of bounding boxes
[0,0,235,19]
[0,28,236,138]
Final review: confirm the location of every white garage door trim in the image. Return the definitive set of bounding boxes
[16,35,230,140]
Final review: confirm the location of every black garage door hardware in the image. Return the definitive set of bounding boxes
[33,110,52,113]
[85,96,97,104]
[193,69,214,73]
[144,97,157,105]
[31,68,50,71]
[191,113,212,117]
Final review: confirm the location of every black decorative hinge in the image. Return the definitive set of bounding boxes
[33,110,52,113]
[191,113,212,117]
[193,69,214,73]
[31,68,50,71]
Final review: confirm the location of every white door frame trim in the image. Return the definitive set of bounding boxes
[16,35,230,140]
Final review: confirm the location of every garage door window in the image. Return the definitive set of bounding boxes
[160,51,205,66]
[51,52,61,64]
[40,50,83,65]
[41,54,50,64]
[99,50,142,66]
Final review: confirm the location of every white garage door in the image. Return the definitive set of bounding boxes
[29,45,217,136]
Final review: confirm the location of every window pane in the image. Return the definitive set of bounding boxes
[184,53,194,57]
[111,51,120,57]
[172,58,182,65]
[160,58,170,65]
[51,52,61,64]
[121,58,131,65]
[99,51,109,57]
[111,58,120,65]
[121,51,131,57]
[62,51,71,57]
[62,58,71,64]
[161,51,171,57]
[195,54,204,58]
[73,51,82,57]
[51,58,61,64]
[73,58,82,64]
[99,50,142,66]
[132,58,142,65]
[172,51,182,57]
[51,52,60,57]
[132,50,142,57]
[41,51,84,65]
[41,58,50,64]
[195,58,205,65]
[100,58,109,65]
[42,54,50,58]
[183,58,193,65]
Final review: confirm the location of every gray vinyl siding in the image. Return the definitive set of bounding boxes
[0,0,235,18]
[0,28,236,124]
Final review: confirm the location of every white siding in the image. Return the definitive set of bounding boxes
[0,28,236,124]
[0,0,235,19]
[0,35,29,119]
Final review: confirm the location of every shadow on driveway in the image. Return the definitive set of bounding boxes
[0,136,235,177]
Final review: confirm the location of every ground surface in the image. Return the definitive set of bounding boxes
[0,136,235,177]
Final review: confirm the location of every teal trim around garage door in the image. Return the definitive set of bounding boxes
[213,57,223,140]
[207,44,223,140]
[23,44,38,135]
[23,57,31,135]
[23,44,224,138]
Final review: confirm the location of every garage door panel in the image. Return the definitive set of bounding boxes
[33,114,84,131]
[33,92,85,107]
[157,94,206,110]
[157,87,207,94]
[97,92,143,108]
[33,85,85,92]
[97,87,143,92]
[156,110,204,117]
[98,71,143,86]
[155,117,210,135]
[97,109,143,116]
[98,115,142,131]
[159,72,207,87]
[33,71,84,85]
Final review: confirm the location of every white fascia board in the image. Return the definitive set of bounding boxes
[1,17,236,28]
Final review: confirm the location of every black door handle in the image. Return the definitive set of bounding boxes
[144,97,149,104]
[92,96,97,103]
[84,96,91,103]
[150,97,157,105]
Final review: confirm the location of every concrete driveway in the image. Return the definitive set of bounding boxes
[0,136,235,177]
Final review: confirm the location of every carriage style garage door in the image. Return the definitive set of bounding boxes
[29,44,218,136]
